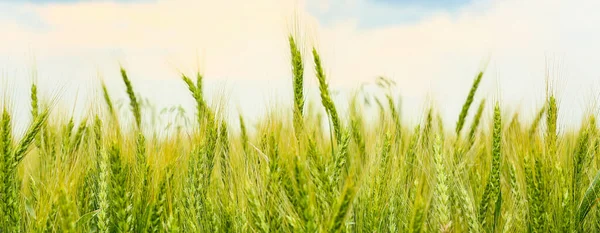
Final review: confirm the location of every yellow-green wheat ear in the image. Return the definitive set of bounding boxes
[101,81,115,117]
[289,34,305,137]
[12,109,49,169]
[0,108,12,161]
[30,82,38,119]
[239,114,249,155]
[120,67,142,128]
[422,107,434,148]
[478,102,502,229]
[546,95,558,156]
[456,71,484,136]
[528,105,546,138]
[312,47,341,143]
[467,98,485,147]
[433,134,451,231]
[0,109,15,231]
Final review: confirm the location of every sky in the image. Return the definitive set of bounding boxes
[1,0,600,132]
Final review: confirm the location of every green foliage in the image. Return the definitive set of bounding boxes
[2,36,600,233]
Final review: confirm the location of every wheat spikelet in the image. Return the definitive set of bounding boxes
[478,102,502,228]
[456,72,484,136]
[433,134,451,232]
[312,47,341,143]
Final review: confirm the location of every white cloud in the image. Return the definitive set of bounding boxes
[1,0,599,129]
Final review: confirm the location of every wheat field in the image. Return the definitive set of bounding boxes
[1,35,600,233]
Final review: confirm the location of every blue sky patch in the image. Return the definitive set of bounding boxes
[14,0,152,3]
[0,3,48,30]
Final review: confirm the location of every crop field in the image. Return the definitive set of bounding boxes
[1,35,600,233]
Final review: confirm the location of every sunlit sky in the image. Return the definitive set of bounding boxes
[1,0,599,131]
